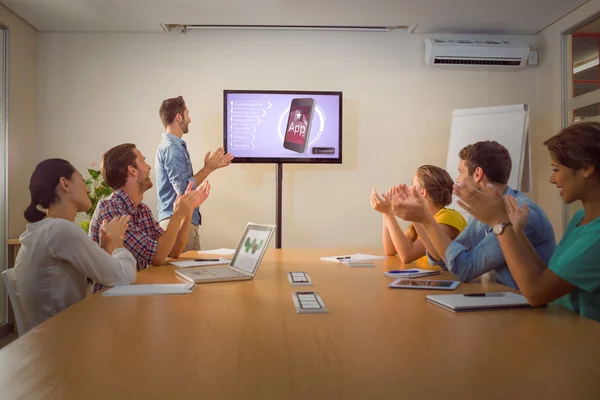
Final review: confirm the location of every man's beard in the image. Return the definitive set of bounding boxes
[137,174,153,193]
[181,121,189,134]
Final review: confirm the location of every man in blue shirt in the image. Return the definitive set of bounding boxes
[391,141,556,290]
[156,96,233,251]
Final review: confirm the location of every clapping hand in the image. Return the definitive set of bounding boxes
[204,147,234,172]
[174,181,211,218]
[390,184,428,223]
[100,215,130,252]
[453,183,509,226]
[370,189,393,215]
[505,195,529,234]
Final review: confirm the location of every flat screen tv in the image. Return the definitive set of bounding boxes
[223,90,342,163]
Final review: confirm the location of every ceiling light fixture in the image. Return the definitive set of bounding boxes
[163,24,406,33]
[187,25,394,32]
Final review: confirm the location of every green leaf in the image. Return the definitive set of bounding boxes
[84,167,112,220]
[98,186,113,197]
[88,169,101,180]
[80,221,90,233]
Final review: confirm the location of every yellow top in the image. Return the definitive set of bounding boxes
[409,208,467,269]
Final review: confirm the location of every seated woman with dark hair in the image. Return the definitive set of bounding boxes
[453,122,600,322]
[13,158,137,334]
[370,165,466,266]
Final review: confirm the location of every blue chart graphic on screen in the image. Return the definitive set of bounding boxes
[244,238,265,255]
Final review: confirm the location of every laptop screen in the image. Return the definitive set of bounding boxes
[230,224,275,275]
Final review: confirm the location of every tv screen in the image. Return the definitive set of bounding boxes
[223,90,342,163]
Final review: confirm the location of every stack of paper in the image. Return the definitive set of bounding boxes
[102,283,196,296]
[320,253,387,263]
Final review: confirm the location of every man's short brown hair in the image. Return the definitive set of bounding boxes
[458,141,512,184]
[101,143,137,189]
[544,122,600,174]
[159,96,186,128]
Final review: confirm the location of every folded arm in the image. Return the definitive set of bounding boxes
[496,226,574,306]
[49,221,136,286]
[383,214,426,263]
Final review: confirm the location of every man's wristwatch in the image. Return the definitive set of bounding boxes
[492,221,513,235]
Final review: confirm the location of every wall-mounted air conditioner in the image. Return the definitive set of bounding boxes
[424,38,531,70]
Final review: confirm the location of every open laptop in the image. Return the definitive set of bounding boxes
[175,223,275,284]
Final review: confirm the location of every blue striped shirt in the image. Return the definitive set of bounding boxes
[428,186,556,289]
[155,133,201,225]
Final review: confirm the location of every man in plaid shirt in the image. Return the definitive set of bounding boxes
[90,143,210,292]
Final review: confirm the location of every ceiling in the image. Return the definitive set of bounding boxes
[0,0,590,34]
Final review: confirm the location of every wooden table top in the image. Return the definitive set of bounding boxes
[1,248,599,399]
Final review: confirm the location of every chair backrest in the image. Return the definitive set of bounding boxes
[2,269,26,336]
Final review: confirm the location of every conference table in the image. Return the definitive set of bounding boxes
[1,248,599,399]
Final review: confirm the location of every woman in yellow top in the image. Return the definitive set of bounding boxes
[370,165,466,268]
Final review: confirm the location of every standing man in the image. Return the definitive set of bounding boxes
[156,96,234,252]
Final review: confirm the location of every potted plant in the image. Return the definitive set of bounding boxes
[79,166,113,233]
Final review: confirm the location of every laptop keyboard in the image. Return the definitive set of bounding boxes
[202,268,246,278]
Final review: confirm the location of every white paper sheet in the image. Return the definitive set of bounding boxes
[170,258,231,268]
[198,248,237,255]
[320,253,387,263]
[102,283,196,296]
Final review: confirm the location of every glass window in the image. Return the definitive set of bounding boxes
[0,26,7,328]
[564,20,600,230]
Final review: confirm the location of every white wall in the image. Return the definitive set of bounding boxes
[0,4,36,239]
[37,30,538,249]
[534,0,600,240]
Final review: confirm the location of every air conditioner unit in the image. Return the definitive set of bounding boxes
[424,38,530,70]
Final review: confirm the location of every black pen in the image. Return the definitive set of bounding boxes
[464,293,504,297]
[194,259,221,262]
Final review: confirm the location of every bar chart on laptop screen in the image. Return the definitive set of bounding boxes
[235,228,271,273]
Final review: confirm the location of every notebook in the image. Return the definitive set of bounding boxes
[383,269,441,279]
[102,283,196,296]
[426,292,536,312]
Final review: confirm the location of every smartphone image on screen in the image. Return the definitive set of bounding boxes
[283,98,315,153]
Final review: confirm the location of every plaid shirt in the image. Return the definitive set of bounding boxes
[89,189,164,292]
